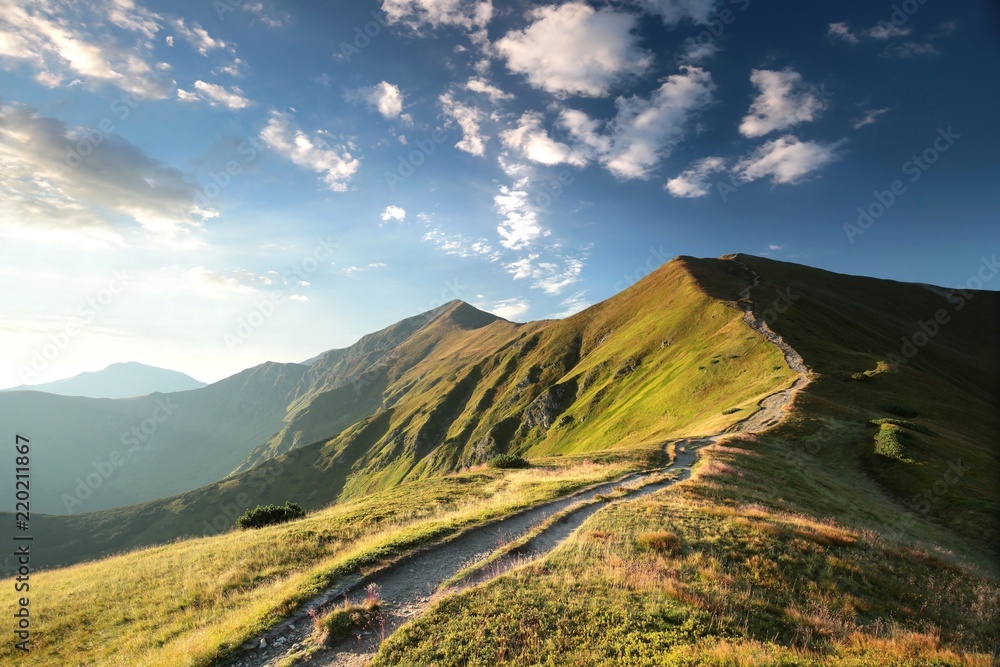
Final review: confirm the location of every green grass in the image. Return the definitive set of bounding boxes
[0,457,643,667]
[365,255,999,666]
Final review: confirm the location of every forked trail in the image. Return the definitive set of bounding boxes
[227,267,811,667]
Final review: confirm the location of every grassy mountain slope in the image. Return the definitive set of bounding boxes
[368,254,1000,666]
[0,361,308,514]
[18,261,793,571]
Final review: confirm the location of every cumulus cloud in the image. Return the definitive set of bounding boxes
[501,67,715,179]
[489,298,530,320]
[0,0,174,98]
[628,0,720,25]
[501,112,587,167]
[365,81,406,119]
[259,111,360,192]
[665,156,727,198]
[381,0,493,30]
[732,135,842,185]
[602,67,716,178]
[0,103,212,248]
[440,92,487,156]
[739,69,826,138]
[380,205,406,223]
[496,2,652,98]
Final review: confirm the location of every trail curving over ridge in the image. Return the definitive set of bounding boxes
[225,258,813,667]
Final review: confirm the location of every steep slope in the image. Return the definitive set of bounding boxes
[0,361,308,513]
[18,258,794,569]
[2,361,207,397]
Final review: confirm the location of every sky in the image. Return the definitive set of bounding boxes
[1,0,998,388]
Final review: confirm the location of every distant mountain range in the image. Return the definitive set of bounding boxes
[2,361,206,398]
[4,254,997,573]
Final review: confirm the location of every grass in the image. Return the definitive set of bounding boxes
[365,255,999,666]
[0,455,647,667]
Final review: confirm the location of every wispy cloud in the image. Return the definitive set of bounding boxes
[259,111,360,192]
[665,156,727,198]
[0,102,212,248]
[853,107,890,129]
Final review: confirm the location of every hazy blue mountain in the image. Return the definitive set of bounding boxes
[3,361,206,398]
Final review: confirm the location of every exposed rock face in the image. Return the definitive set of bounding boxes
[521,378,578,430]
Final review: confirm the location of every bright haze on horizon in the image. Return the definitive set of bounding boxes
[1,0,997,388]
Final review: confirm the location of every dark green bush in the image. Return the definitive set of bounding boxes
[236,501,305,529]
[488,454,530,469]
[721,407,741,415]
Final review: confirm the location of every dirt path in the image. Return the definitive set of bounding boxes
[226,258,811,667]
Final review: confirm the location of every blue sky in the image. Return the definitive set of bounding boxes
[1,0,998,387]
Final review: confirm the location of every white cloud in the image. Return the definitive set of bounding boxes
[440,92,487,156]
[665,156,727,198]
[489,298,530,320]
[829,20,915,43]
[501,67,715,179]
[177,88,198,102]
[343,262,387,276]
[191,80,252,109]
[290,294,309,301]
[465,77,513,104]
[494,184,545,250]
[628,0,719,25]
[602,67,716,178]
[505,253,585,295]
[739,69,826,138]
[381,0,493,30]
[881,41,938,58]
[422,226,499,259]
[0,102,212,248]
[733,135,842,185]
[501,112,587,167]
[242,1,292,28]
[0,0,173,98]
[172,18,227,55]
[827,22,859,43]
[366,81,405,119]
[380,205,407,223]
[549,291,591,318]
[496,2,652,98]
[259,111,360,192]
[853,107,890,129]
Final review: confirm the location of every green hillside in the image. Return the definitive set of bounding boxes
[3,253,996,667]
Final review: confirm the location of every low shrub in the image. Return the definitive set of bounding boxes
[488,454,531,469]
[236,501,305,529]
